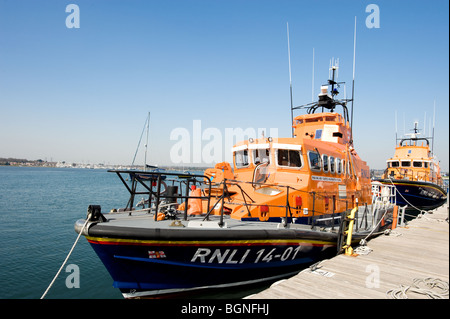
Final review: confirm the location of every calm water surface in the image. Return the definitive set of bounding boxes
[0,166,275,299]
[0,166,127,299]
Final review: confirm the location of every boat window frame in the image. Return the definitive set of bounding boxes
[234,149,250,169]
[336,158,342,174]
[252,148,271,165]
[315,129,323,139]
[322,154,329,172]
[401,160,411,167]
[329,156,335,173]
[276,148,303,169]
[390,161,400,168]
[413,161,423,168]
[308,150,321,172]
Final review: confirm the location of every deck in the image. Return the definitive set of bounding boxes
[247,204,449,299]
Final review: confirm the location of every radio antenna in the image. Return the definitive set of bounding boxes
[424,111,427,138]
[395,110,398,145]
[312,48,315,102]
[350,16,357,144]
[432,99,436,153]
[287,22,294,137]
[144,111,150,171]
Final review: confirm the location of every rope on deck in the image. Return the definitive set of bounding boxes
[40,218,89,299]
[353,245,373,255]
[352,229,402,256]
[386,277,449,299]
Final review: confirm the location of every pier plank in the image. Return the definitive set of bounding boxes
[247,205,449,299]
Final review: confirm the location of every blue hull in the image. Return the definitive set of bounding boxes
[86,236,337,297]
[376,179,447,212]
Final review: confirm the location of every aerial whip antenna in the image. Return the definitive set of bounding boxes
[403,113,406,136]
[144,111,150,171]
[424,111,427,138]
[432,99,436,153]
[312,48,315,102]
[395,110,398,145]
[350,16,357,144]
[287,22,294,137]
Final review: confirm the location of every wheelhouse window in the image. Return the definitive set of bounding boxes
[336,158,342,174]
[308,151,321,171]
[234,150,249,168]
[329,156,335,173]
[253,148,270,165]
[315,129,323,139]
[277,149,302,168]
[322,154,329,172]
[401,161,411,167]
[390,161,400,168]
[413,161,422,168]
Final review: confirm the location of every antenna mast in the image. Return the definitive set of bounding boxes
[350,16,357,144]
[423,112,427,144]
[144,111,150,171]
[312,48,315,102]
[287,22,294,137]
[432,99,436,153]
[395,110,398,145]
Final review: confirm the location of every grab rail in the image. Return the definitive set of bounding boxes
[108,170,382,229]
[108,169,212,221]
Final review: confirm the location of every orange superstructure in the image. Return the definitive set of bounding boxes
[76,61,400,299]
[375,121,446,212]
[382,123,444,187]
[201,66,372,226]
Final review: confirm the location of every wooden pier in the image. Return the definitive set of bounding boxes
[247,204,449,299]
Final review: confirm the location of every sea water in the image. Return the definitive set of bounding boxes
[0,166,275,299]
[0,166,126,299]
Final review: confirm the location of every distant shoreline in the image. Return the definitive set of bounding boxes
[0,158,209,171]
[1,157,446,177]
[0,163,209,171]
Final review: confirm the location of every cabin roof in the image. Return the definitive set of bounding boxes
[294,112,345,124]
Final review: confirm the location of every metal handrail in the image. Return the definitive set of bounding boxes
[109,169,371,229]
[108,169,212,221]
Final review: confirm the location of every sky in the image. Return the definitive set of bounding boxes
[0,0,448,171]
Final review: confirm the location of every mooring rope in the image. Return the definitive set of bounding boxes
[387,177,428,216]
[351,201,400,256]
[353,245,373,255]
[386,178,448,223]
[40,218,89,299]
[386,277,449,299]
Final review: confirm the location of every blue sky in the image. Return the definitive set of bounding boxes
[0,0,448,171]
